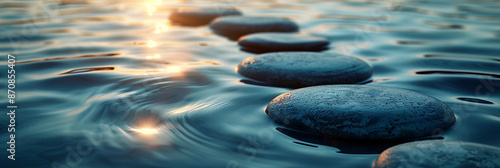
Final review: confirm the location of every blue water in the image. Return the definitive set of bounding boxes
[1,0,499,167]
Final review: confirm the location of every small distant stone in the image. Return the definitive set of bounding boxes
[265,85,456,140]
[238,33,329,53]
[373,140,500,168]
[210,16,299,40]
[237,52,372,87]
[169,7,242,26]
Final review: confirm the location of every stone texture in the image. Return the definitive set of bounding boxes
[265,85,456,140]
[238,32,329,53]
[237,52,372,87]
[373,140,500,168]
[209,16,299,40]
[169,7,242,26]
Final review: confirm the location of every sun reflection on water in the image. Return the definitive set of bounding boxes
[131,128,159,134]
[146,53,161,59]
[145,0,163,16]
[131,116,162,136]
[165,65,182,73]
[155,22,169,33]
[146,5,156,16]
[147,40,158,48]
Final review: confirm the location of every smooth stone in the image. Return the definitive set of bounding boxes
[209,16,299,40]
[237,52,372,87]
[373,140,500,168]
[169,7,242,26]
[265,85,456,140]
[238,33,329,53]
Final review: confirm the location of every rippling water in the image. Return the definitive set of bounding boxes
[1,0,499,167]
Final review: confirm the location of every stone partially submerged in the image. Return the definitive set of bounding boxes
[238,32,329,53]
[373,140,500,168]
[169,7,242,26]
[265,85,456,140]
[237,52,372,87]
[209,16,299,40]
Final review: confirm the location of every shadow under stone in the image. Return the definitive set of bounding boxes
[239,46,329,54]
[276,127,444,154]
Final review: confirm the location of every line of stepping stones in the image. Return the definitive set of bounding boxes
[169,6,500,167]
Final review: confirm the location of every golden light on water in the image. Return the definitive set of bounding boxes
[131,128,160,134]
[155,65,183,75]
[146,5,156,16]
[146,53,161,59]
[165,65,182,73]
[148,40,158,48]
[155,22,169,33]
[145,0,162,16]
[120,65,184,76]
[132,116,161,135]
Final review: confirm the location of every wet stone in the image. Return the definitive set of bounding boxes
[265,85,456,140]
[237,52,372,87]
[373,140,500,168]
[238,32,330,53]
[209,16,299,40]
[169,7,242,26]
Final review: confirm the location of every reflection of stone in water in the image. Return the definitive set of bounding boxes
[239,79,276,88]
[276,127,443,154]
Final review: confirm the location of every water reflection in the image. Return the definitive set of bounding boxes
[131,128,160,135]
[5,0,500,168]
[60,67,115,75]
[145,0,163,16]
[147,40,158,48]
[146,53,161,59]
[14,52,120,64]
[457,97,495,105]
[277,127,444,154]
[119,66,185,76]
[164,65,182,74]
[155,22,169,33]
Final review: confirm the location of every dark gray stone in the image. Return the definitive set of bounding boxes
[169,7,242,26]
[238,33,329,53]
[265,85,456,140]
[237,52,372,87]
[373,140,500,168]
[209,16,299,40]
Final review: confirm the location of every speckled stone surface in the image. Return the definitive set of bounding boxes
[209,16,299,40]
[373,140,500,168]
[265,85,456,140]
[237,52,372,87]
[169,7,242,26]
[238,33,329,53]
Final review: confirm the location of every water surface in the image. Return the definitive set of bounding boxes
[1,0,499,167]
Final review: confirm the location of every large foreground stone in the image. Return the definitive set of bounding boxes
[265,85,456,140]
[237,52,372,87]
[373,140,500,168]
